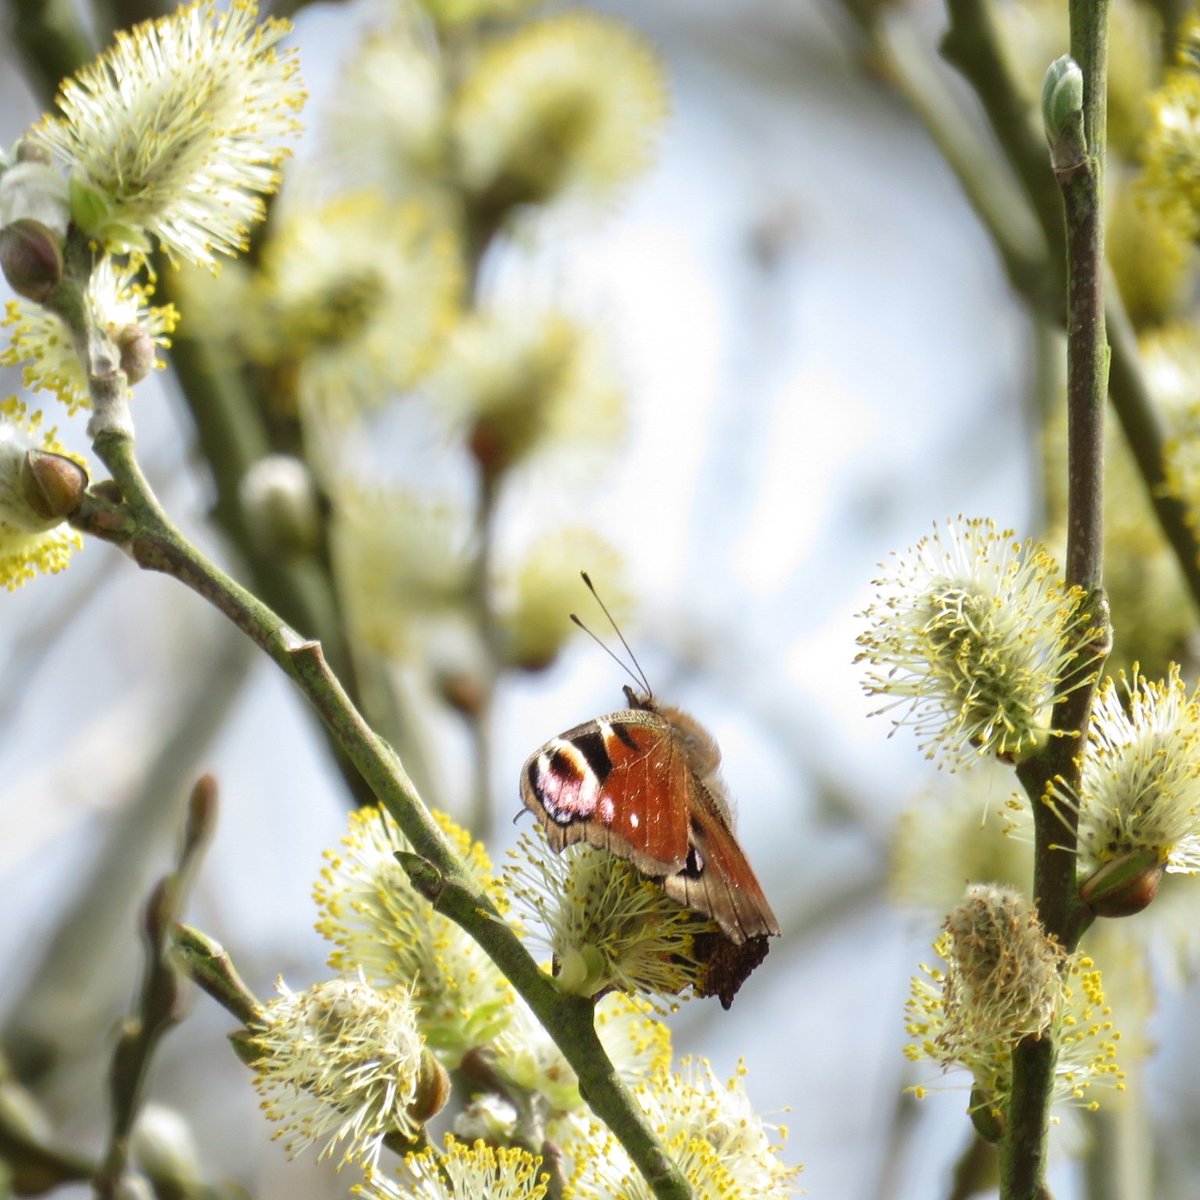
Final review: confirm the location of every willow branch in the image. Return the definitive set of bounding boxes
[937,0,1200,608]
[70,425,690,1200]
[7,2,386,812]
[940,0,1069,295]
[1006,5,1112,1197]
[0,1052,94,1194]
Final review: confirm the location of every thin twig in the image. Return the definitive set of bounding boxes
[92,776,218,1200]
[936,0,1200,611]
[172,926,263,1028]
[465,468,501,839]
[1004,5,1112,1198]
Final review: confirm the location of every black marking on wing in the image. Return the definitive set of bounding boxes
[572,728,614,784]
[612,722,642,752]
[683,817,705,877]
[548,747,576,780]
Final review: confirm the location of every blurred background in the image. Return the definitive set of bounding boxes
[2,1,1197,1197]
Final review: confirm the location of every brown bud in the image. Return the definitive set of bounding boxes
[21,449,88,521]
[112,323,158,386]
[510,643,560,674]
[1079,850,1164,918]
[0,219,64,304]
[407,1047,451,1125]
[183,775,219,860]
[438,669,484,717]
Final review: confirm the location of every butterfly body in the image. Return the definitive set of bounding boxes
[520,687,780,946]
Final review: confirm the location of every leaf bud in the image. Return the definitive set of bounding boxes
[238,454,321,558]
[0,219,64,304]
[112,323,158,386]
[1042,55,1085,167]
[1078,849,1164,917]
[14,135,53,166]
[969,1086,1005,1144]
[408,1047,451,1125]
[20,449,88,522]
[453,1093,519,1143]
[129,1104,202,1193]
[437,668,485,717]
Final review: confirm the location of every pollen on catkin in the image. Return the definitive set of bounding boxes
[503,830,709,1006]
[905,887,1125,1118]
[452,12,668,216]
[35,0,304,267]
[857,516,1100,769]
[563,1058,799,1200]
[313,805,512,1064]
[249,975,427,1168]
[1048,665,1200,877]
[1140,12,1200,242]
[241,193,460,420]
[2,258,177,413]
[361,1135,548,1200]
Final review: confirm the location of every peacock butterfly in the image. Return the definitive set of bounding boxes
[518,577,779,1005]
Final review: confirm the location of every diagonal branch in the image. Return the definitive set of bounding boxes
[71,427,692,1200]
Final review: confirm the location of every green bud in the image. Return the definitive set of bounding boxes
[68,173,113,235]
[1042,56,1085,166]
[66,175,153,255]
[1042,56,1083,135]
[129,1105,202,1193]
[969,1087,1005,1144]
[556,943,608,996]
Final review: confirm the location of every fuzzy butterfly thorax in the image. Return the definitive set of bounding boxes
[520,688,779,1005]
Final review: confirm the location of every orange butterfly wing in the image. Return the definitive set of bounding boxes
[520,708,692,875]
[659,774,781,943]
[520,706,780,945]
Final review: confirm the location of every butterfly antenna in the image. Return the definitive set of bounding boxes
[573,570,653,697]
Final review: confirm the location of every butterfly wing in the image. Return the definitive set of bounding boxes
[660,775,781,944]
[520,708,692,877]
[521,707,780,944]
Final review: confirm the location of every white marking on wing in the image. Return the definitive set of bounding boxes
[538,741,601,819]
